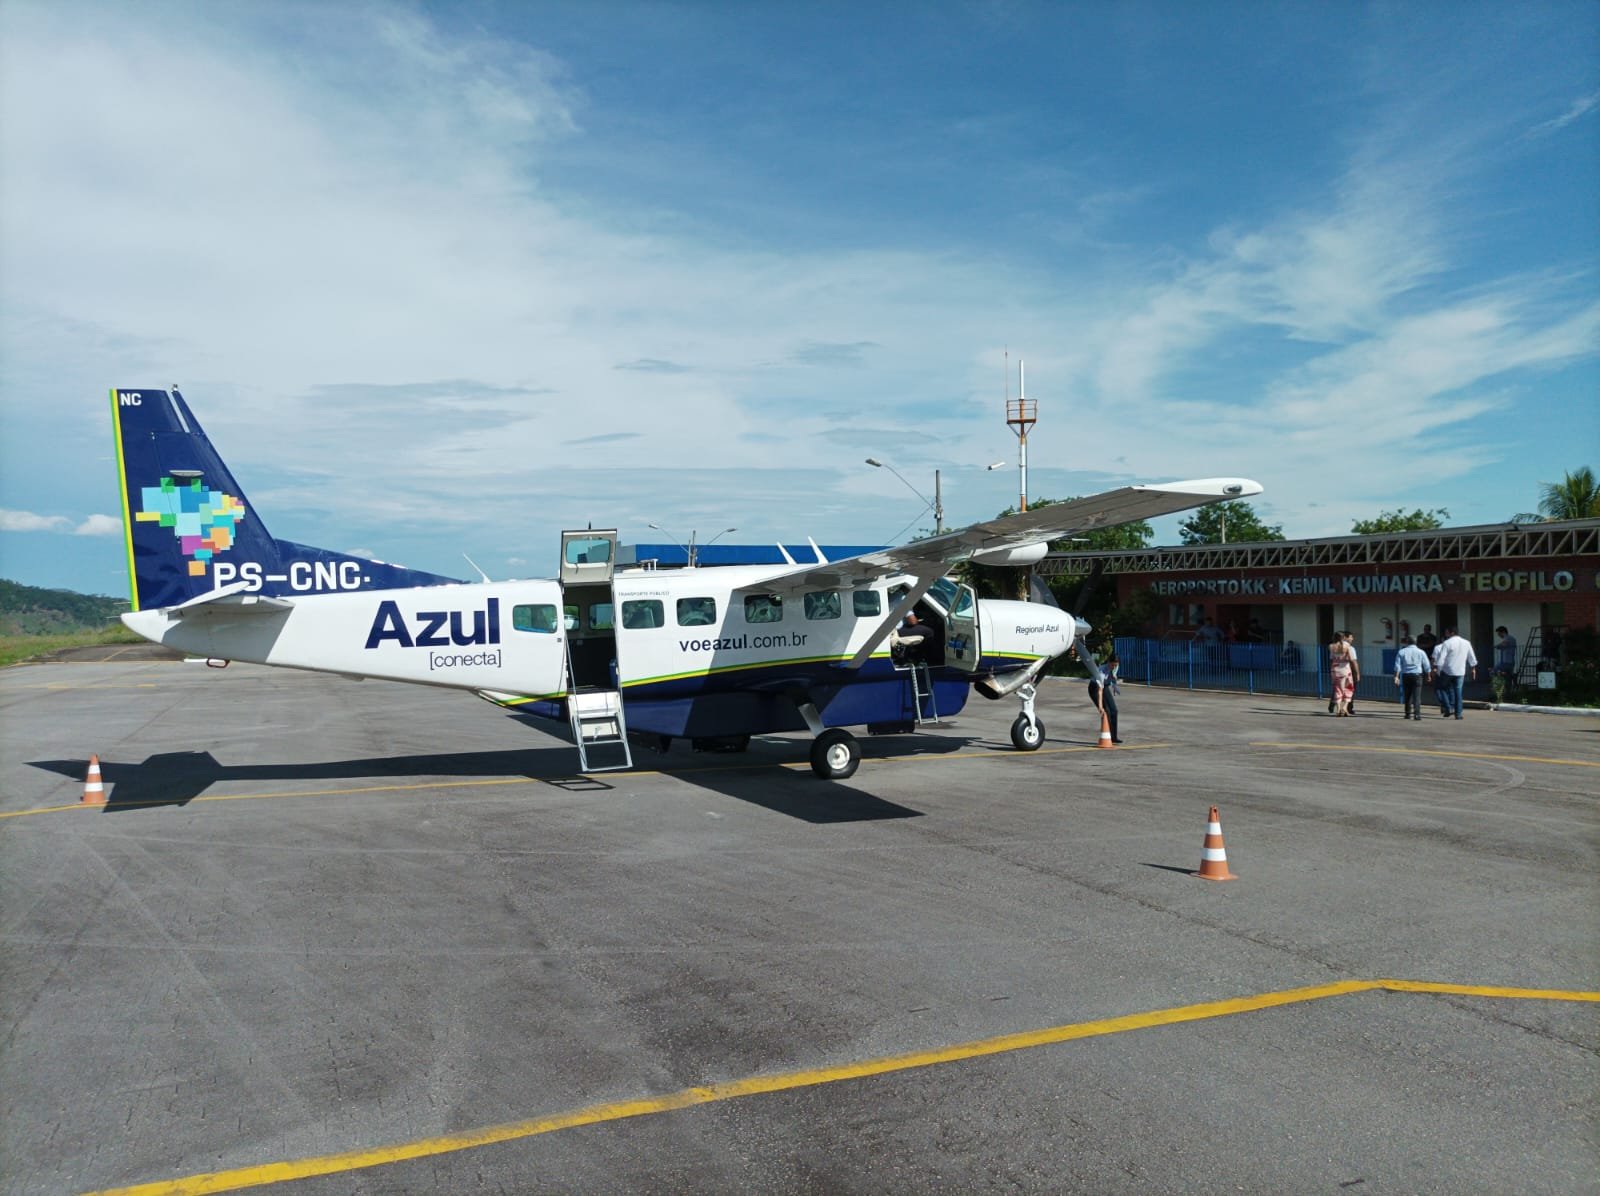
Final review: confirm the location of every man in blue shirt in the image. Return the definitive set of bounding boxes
[1392,635,1431,721]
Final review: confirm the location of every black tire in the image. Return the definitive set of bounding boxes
[809,728,861,779]
[1010,715,1044,751]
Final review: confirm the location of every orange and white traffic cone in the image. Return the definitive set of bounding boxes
[1096,710,1115,749]
[81,754,106,806]
[1192,805,1236,880]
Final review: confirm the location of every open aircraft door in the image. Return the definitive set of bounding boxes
[560,529,618,586]
[556,529,631,770]
[946,583,981,673]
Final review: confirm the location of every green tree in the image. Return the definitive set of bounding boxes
[1178,500,1283,545]
[1350,507,1450,534]
[1512,466,1600,522]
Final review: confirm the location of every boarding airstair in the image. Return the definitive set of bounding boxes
[894,659,938,725]
[567,683,633,772]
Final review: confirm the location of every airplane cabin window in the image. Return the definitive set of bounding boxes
[589,603,615,631]
[803,590,841,620]
[852,591,881,617]
[621,599,664,629]
[677,597,717,626]
[564,537,613,566]
[512,603,558,634]
[563,605,581,632]
[744,594,783,624]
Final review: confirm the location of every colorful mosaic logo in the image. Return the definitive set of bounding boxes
[135,476,246,578]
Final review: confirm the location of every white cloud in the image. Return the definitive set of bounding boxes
[73,514,123,536]
[0,509,70,533]
[1528,91,1600,137]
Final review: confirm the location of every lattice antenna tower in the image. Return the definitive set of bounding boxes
[1005,353,1036,512]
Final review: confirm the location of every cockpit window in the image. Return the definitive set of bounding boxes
[926,577,958,614]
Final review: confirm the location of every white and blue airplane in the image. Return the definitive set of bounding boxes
[111,386,1261,778]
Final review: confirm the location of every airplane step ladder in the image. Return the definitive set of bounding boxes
[895,660,938,724]
[568,687,633,773]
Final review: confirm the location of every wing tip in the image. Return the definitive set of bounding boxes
[1141,477,1264,499]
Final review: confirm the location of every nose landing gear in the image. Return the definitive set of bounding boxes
[1010,681,1045,751]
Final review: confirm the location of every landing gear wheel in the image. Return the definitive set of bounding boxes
[1010,715,1045,751]
[809,728,861,779]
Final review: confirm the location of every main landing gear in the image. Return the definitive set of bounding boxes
[809,728,861,779]
[795,697,863,779]
[1010,681,1045,751]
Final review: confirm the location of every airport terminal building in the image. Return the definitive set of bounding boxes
[1037,518,1600,679]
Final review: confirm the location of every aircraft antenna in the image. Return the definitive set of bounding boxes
[462,553,492,583]
[1006,357,1036,512]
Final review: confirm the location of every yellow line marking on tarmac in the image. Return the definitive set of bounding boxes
[1254,742,1600,769]
[81,979,1599,1196]
[6,741,1169,821]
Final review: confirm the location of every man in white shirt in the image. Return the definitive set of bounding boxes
[1432,628,1478,720]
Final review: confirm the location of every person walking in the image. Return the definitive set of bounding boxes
[1432,627,1478,720]
[1393,635,1431,721]
[1328,632,1357,716]
[1088,652,1123,743]
[1328,630,1360,714]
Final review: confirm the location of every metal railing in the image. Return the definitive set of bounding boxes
[1109,636,1431,705]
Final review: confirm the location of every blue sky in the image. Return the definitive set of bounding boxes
[2,0,1596,598]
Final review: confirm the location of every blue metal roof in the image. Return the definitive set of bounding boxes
[622,543,886,568]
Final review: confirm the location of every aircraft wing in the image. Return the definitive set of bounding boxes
[745,477,1263,593]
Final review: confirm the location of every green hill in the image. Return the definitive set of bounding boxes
[0,578,130,636]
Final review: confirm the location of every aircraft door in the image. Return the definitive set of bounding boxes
[501,581,570,697]
[945,583,981,673]
[560,530,618,586]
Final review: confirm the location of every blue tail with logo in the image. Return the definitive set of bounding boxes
[111,387,461,610]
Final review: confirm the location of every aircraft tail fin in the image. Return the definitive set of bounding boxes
[111,387,460,611]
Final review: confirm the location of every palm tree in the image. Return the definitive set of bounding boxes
[1512,467,1600,522]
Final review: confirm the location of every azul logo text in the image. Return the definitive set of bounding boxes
[365,598,502,650]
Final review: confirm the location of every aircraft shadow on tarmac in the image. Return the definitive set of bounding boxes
[27,729,966,823]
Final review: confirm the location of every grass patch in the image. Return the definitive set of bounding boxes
[0,624,143,668]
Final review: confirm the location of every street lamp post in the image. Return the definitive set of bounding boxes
[865,458,942,534]
[647,523,738,567]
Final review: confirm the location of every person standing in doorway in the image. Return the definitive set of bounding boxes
[1415,624,1439,658]
[1432,627,1478,719]
[1494,626,1518,686]
[1393,635,1431,721]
